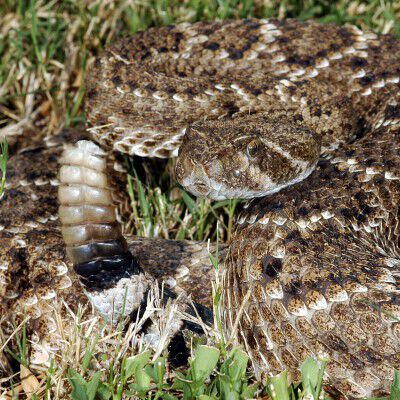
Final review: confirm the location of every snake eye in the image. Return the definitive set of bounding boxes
[246,139,262,160]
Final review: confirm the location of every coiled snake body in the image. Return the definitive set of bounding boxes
[1,19,400,398]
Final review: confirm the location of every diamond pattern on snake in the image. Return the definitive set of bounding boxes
[1,19,399,399]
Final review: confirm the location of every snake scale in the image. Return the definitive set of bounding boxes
[1,18,400,398]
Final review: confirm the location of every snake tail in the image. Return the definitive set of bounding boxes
[58,140,148,318]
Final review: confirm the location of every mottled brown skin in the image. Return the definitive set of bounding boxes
[1,18,400,399]
[86,18,400,398]
[0,129,220,374]
[223,115,400,397]
[86,19,367,197]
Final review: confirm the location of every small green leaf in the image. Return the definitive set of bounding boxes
[390,370,400,400]
[86,371,102,400]
[134,369,152,393]
[226,392,240,400]
[191,345,220,383]
[153,357,166,389]
[96,383,111,400]
[81,349,93,372]
[300,357,320,396]
[125,350,152,379]
[172,371,186,391]
[240,382,259,399]
[218,374,232,399]
[181,190,197,215]
[68,369,88,400]
[183,381,194,400]
[266,370,290,400]
[228,348,249,382]
[0,139,8,171]
[162,393,180,400]
[0,138,8,197]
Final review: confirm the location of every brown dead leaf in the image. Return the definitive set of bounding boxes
[20,365,40,399]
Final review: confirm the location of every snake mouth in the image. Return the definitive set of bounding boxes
[180,177,211,198]
[177,159,229,199]
[176,157,213,197]
[180,176,231,200]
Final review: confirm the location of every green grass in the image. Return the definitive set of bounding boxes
[0,138,8,198]
[65,345,330,400]
[4,306,400,400]
[124,160,240,241]
[1,0,400,398]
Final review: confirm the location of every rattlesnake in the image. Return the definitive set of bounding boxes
[1,18,400,398]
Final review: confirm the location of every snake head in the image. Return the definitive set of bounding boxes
[175,115,320,200]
